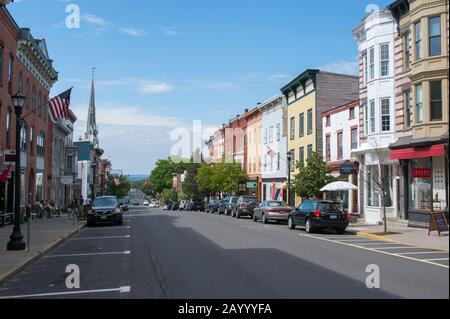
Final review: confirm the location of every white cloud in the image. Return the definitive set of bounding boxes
[118,27,148,37]
[317,59,359,76]
[81,14,111,27]
[136,81,173,94]
[161,27,180,37]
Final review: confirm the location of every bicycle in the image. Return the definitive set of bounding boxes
[68,206,83,222]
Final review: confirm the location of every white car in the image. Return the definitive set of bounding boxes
[143,200,150,206]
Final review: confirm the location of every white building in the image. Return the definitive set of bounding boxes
[260,96,288,202]
[322,100,360,212]
[353,9,400,224]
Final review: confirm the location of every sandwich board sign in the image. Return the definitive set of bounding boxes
[428,212,449,237]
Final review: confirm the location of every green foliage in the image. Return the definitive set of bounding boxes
[181,162,201,198]
[162,188,178,204]
[195,161,247,196]
[292,152,335,199]
[149,158,188,195]
[107,175,132,199]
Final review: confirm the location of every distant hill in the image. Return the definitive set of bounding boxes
[126,175,148,182]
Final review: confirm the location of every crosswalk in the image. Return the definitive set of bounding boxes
[299,233,449,269]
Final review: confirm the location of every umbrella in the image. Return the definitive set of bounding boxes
[320,181,358,192]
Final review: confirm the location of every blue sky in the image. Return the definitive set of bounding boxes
[8,0,391,174]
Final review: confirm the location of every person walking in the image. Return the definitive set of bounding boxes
[83,196,92,219]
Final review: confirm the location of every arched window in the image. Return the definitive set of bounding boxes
[25,79,30,108]
[37,131,45,157]
[29,126,35,155]
[38,91,42,117]
[20,121,27,152]
[5,111,11,148]
[18,72,23,95]
[31,85,36,112]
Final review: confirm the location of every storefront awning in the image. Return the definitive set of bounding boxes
[391,144,446,160]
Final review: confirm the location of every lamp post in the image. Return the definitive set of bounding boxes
[286,150,293,207]
[7,93,26,251]
[91,161,97,200]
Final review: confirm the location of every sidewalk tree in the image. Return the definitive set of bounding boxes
[292,152,334,199]
[107,175,131,198]
[149,157,188,195]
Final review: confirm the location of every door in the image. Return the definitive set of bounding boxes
[298,201,311,226]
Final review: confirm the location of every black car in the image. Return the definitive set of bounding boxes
[206,199,221,213]
[288,200,349,234]
[218,196,239,215]
[171,202,180,210]
[189,199,205,212]
[232,196,259,218]
[88,196,123,226]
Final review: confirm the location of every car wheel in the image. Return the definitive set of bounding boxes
[235,210,240,219]
[117,218,123,226]
[262,214,268,224]
[305,219,314,233]
[253,214,258,222]
[288,217,295,230]
[336,228,346,235]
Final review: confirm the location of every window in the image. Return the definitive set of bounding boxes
[276,153,280,170]
[369,47,375,80]
[367,165,380,207]
[8,55,13,93]
[415,84,423,124]
[42,95,47,121]
[381,98,390,132]
[370,100,375,133]
[430,81,442,121]
[307,109,313,134]
[403,33,411,70]
[31,85,36,112]
[299,113,304,137]
[364,103,368,136]
[325,115,330,127]
[290,149,295,172]
[288,90,295,104]
[290,117,295,140]
[6,111,11,148]
[37,131,45,157]
[362,52,368,86]
[325,135,331,160]
[408,158,432,211]
[20,121,27,152]
[415,22,422,60]
[263,128,267,144]
[38,91,42,118]
[337,132,343,160]
[299,147,305,167]
[380,43,390,77]
[404,90,411,128]
[349,107,355,119]
[429,17,441,56]
[276,124,280,141]
[269,126,273,143]
[25,79,29,108]
[0,45,3,86]
[351,128,358,150]
[307,144,313,160]
[18,72,23,95]
[29,126,35,155]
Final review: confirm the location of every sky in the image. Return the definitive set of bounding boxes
[8,0,392,175]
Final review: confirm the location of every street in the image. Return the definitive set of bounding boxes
[0,203,448,299]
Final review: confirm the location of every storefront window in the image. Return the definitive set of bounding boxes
[36,172,44,202]
[408,158,432,211]
[367,165,380,207]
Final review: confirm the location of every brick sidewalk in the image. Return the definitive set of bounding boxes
[0,216,85,284]
[348,224,449,252]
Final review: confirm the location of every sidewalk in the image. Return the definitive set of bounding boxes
[348,223,449,252]
[0,216,85,284]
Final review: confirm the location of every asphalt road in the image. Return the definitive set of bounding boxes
[0,205,448,299]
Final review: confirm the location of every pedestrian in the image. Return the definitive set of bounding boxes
[79,195,84,210]
[83,196,92,218]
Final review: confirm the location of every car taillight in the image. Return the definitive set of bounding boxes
[312,210,321,218]
[240,203,247,207]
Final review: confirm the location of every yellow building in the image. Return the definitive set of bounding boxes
[281,69,358,206]
[245,107,262,200]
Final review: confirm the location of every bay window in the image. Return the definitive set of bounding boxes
[430,81,442,121]
[429,16,441,56]
[415,84,423,124]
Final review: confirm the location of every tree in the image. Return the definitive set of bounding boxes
[161,188,178,204]
[182,162,201,198]
[149,157,188,195]
[292,152,335,199]
[196,163,215,196]
[106,175,131,198]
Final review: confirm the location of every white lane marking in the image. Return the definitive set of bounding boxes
[0,286,131,299]
[355,242,409,246]
[71,235,130,240]
[424,258,449,262]
[373,246,420,250]
[299,234,449,269]
[336,239,383,243]
[46,251,131,258]
[85,226,131,230]
[398,251,447,255]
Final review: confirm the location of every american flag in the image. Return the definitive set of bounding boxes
[267,146,277,159]
[48,88,72,123]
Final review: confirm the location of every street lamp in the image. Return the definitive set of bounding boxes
[7,93,26,251]
[286,150,293,207]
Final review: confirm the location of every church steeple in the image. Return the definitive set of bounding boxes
[86,68,98,147]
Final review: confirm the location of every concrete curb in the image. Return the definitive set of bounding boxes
[0,223,86,286]
[355,231,394,242]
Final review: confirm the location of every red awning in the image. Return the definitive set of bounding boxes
[391,144,446,160]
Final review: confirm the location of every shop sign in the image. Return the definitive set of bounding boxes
[246,181,258,189]
[428,212,449,237]
[61,176,74,185]
[339,164,355,175]
[412,168,431,178]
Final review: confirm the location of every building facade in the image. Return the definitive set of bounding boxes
[260,96,288,202]
[1,4,57,214]
[322,100,360,212]
[281,69,358,207]
[353,9,399,224]
[389,0,449,227]
[245,107,262,199]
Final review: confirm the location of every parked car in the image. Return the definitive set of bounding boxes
[132,200,140,206]
[143,200,150,206]
[88,196,123,226]
[253,200,292,224]
[206,199,221,213]
[118,198,129,211]
[188,199,205,212]
[288,200,349,234]
[179,200,189,211]
[232,196,259,218]
[218,196,239,215]
[171,202,180,210]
